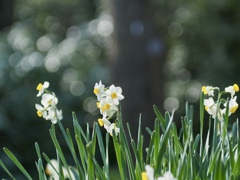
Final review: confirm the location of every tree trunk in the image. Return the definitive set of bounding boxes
[107,0,166,153]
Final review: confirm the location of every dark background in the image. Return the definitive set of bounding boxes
[0,0,240,178]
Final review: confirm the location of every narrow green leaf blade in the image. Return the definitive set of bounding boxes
[3,148,32,180]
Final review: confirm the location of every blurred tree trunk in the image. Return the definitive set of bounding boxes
[0,0,13,30]
[106,0,166,152]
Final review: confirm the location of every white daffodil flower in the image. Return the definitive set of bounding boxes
[36,82,63,123]
[204,98,225,121]
[106,85,124,105]
[46,107,63,124]
[202,86,215,96]
[94,82,125,136]
[35,104,47,118]
[94,81,106,101]
[204,97,215,114]
[104,123,120,136]
[228,96,238,115]
[45,159,59,180]
[99,98,118,117]
[142,165,177,180]
[41,93,58,108]
[144,164,155,180]
[98,113,111,127]
[45,159,76,180]
[203,84,239,121]
[157,171,178,180]
[36,81,49,97]
[225,84,239,97]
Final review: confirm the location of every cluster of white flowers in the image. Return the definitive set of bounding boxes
[94,81,124,136]
[35,81,63,124]
[202,84,239,121]
[142,165,177,180]
[45,159,76,180]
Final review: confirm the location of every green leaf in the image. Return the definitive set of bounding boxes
[146,130,155,164]
[3,148,32,180]
[35,159,46,180]
[208,143,221,174]
[42,153,61,178]
[95,124,109,178]
[156,111,174,174]
[75,135,87,177]
[0,159,16,179]
[214,151,225,180]
[86,142,95,180]
[49,126,72,179]
[112,131,127,180]
[153,105,166,127]
[93,158,107,180]
[199,92,204,156]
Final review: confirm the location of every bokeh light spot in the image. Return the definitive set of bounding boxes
[66,26,82,40]
[83,97,98,114]
[37,36,52,52]
[62,68,79,84]
[44,56,60,72]
[70,81,85,96]
[185,81,202,103]
[97,15,113,37]
[164,97,179,112]
[168,22,183,38]
[175,7,192,23]
[176,69,191,84]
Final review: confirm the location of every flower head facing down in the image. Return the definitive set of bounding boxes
[104,123,120,136]
[35,104,47,118]
[203,84,239,121]
[98,113,111,127]
[36,81,49,97]
[225,84,239,97]
[202,86,215,96]
[227,96,239,115]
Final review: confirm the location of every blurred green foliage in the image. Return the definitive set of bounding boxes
[0,0,112,178]
[151,0,240,117]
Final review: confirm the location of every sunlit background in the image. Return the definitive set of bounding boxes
[1,0,240,178]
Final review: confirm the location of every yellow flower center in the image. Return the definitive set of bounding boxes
[37,83,43,90]
[230,105,238,114]
[202,86,207,95]
[233,84,239,92]
[96,102,100,108]
[94,88,99,95]
[102,104,111,112]
[45,168,50,176]
[141,172,148,180]
[205,106,209,111]
[48,99,53,105]
[98,118,104,126]
[111,92,117,99]
[37,110,43,117]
